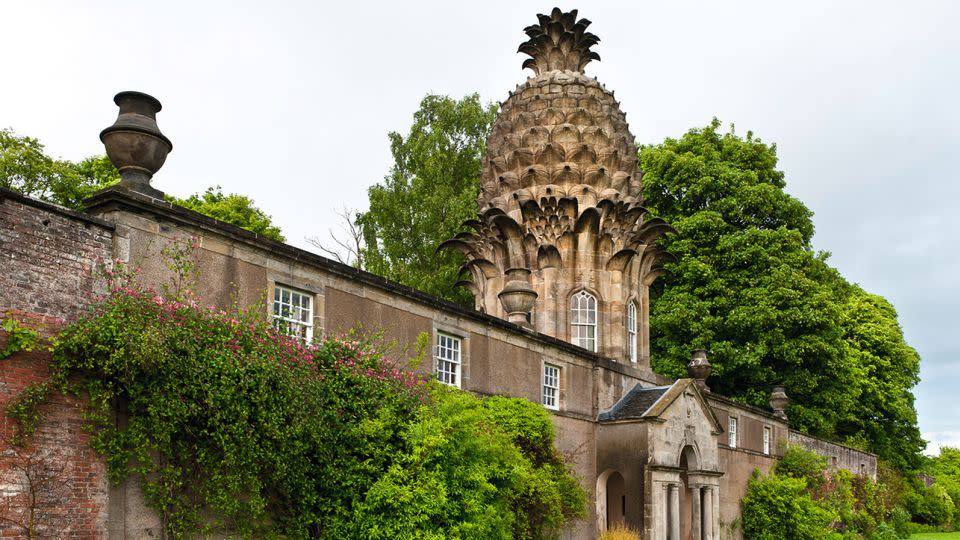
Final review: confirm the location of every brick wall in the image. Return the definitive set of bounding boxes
[0,189,113,538]
[0,190,113,322]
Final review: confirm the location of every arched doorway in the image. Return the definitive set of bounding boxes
[595,469,626,533]
[678,446,698,539]
[676,444,719,540]
[606,471,626,529]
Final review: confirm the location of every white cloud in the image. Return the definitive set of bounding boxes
[923,432,960,456]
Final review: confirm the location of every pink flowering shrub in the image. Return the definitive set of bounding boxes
[10,278,426,536]
[9,276,585,539]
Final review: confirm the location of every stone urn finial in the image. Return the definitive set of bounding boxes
[100,91,172,199]
[498,268,537,327]
[687,349,712,393]
[770,385,789,421]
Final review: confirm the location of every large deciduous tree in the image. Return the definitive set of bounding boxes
[357,94,497,306]
[1,128,285,242]
[641,119,923,469]
[167,186,285,242]
[1,129,119,208]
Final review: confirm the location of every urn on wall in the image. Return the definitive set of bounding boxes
[687,349,712,392]
[769,385,790,420]
[498,268,538,327]
[100,91,172,199]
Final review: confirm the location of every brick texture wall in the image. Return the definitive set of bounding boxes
[0,190,113,538]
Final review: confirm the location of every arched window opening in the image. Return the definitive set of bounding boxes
[627,301,637,363]
[570,290,598,352]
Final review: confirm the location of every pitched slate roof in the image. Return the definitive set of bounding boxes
[598,379,724,433]
[598,384,671,421]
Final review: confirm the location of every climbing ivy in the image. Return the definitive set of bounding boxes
[0,317,40,359]
[8,270,585,538]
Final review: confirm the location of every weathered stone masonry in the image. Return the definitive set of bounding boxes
[0,189,113,538]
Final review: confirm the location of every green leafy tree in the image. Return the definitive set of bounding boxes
[2,129,286,242]
[641,120,856,433]
[0,128,118,209]
[923,447,960,526]
[358,94,497,305]
[837,288,923,471]
[640,120,923,468]
[167,186,285,242]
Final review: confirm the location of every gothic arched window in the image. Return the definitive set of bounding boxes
[627,301,638,363]
[570,290,598,352]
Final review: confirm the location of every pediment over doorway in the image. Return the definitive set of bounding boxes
[598,379,723,435]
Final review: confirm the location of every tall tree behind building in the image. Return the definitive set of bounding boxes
[1,128,285,242]
[1,129,119,208]
[357,94,497,306]
[641,120,923,470]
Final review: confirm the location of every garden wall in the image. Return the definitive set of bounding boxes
[0,188,113,537]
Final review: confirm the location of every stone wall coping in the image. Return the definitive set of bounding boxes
[82,186,654,378]
[1,187,115,231]
[789,429,878,458]
[705,392,787,423]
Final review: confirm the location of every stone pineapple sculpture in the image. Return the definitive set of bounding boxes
[442,8,673,364]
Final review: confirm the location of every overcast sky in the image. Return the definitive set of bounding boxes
[3,1,957,453]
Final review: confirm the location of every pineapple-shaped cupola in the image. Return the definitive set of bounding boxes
[519,8,600,74]
[442,8,673,370]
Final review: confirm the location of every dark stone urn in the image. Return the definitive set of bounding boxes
[769,385,790,420]
[498,268,538,327]
[100,91,172,198]
[687,349,712,392]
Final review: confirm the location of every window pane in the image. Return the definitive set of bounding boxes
[436,333,462,388]
[570,291,598,351]
[272,285,313,343]
[543,364,560,409]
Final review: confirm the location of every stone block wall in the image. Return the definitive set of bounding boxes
[789,430,877,479]
[0,189,113,537]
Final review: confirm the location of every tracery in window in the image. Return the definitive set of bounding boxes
[571,290,598,352]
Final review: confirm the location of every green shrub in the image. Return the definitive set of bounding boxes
[937,478,960,527]
[9,281,586,539]
[776,444,829,491]
[905,521,949,534]
[743,445,909,538]
[848,509,877,536]
[741,470,838,540]
[916,484,955,526]
[903,490,924,520]
[868,522,899,540]
[888,505,910,538]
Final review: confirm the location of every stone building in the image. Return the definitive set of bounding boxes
[0,8,877,539]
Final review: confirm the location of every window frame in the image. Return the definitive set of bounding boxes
[272,284,314,343]
[570,290,598,352]
[763,426,771,455]
[435,332,462,388]
[728,416,738,448]
[626,301,638,363]
[542,363,561,410]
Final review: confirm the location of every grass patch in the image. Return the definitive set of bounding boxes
[910,533,960,539]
